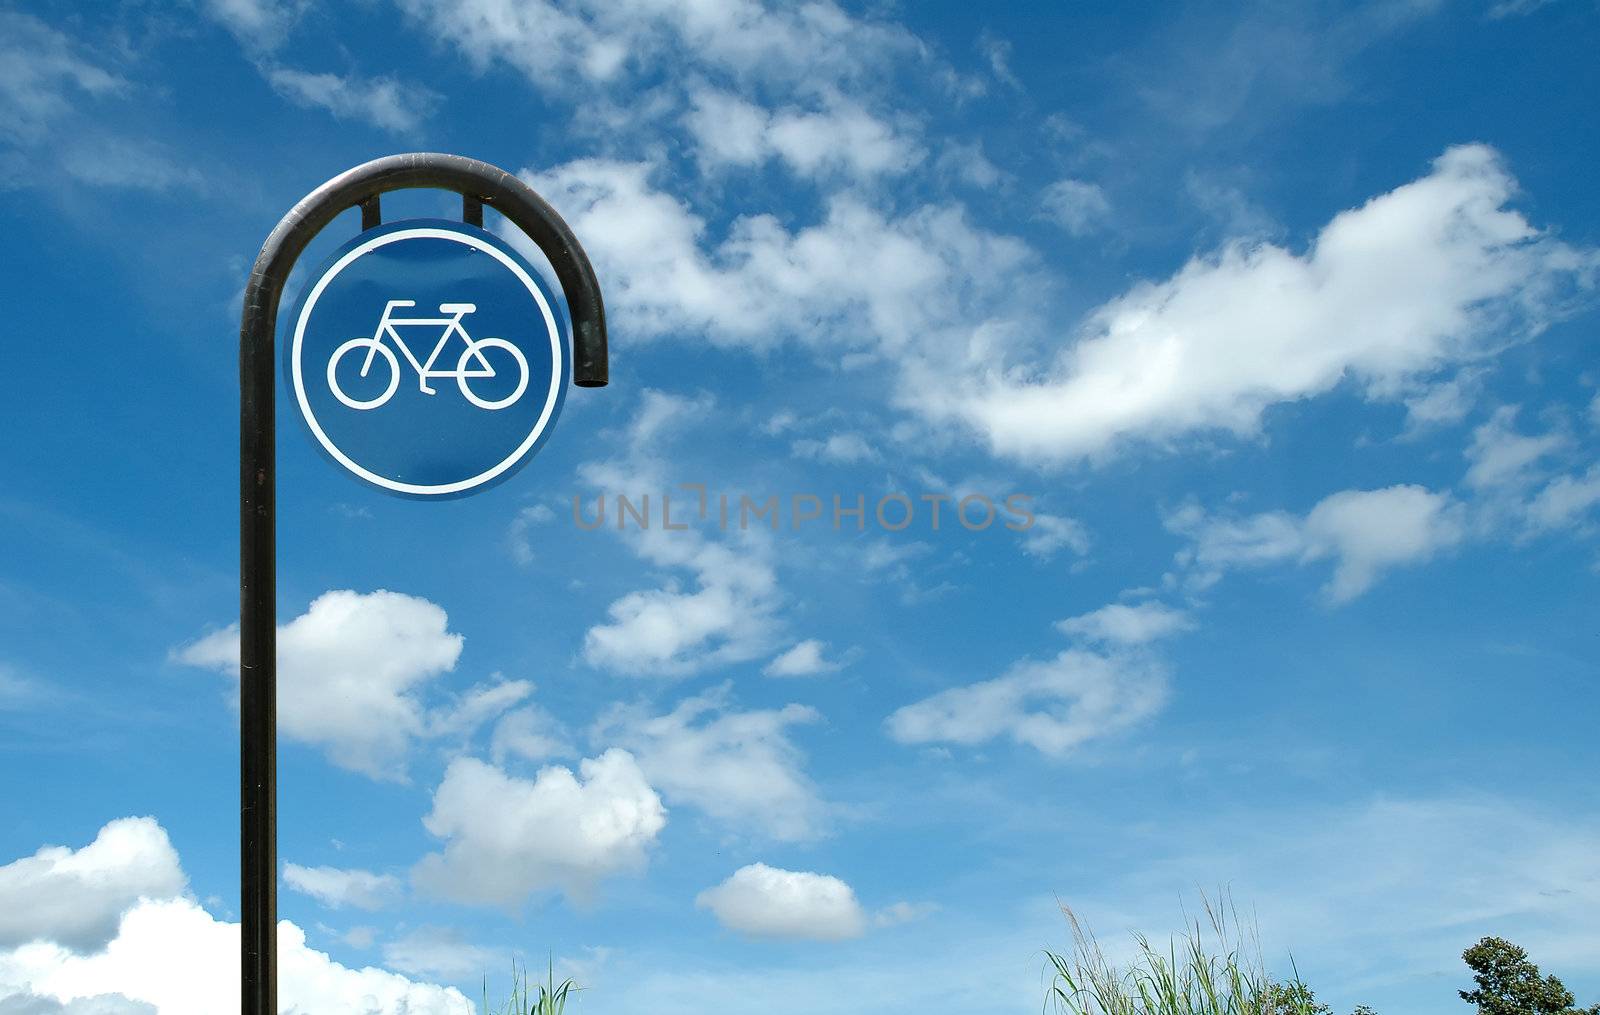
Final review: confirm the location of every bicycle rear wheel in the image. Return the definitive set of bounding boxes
[456,338,529,410]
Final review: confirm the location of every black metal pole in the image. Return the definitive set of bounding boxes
[238,153,607,1015]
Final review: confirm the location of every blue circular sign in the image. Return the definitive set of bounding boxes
[287,218,568,497]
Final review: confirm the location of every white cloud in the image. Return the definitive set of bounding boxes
[0,819,467,1014]
[684,87,918,179]
[425,678,534,742]
[381,927,497,980]
[0,898,469,1015]
[873,901,938,928]
[340,926,377,950]
[56,138,201,192]
[282,864,401,912]
[519,161,1031,356]
[682,87,769,168]
[594,687,825,841]
[1402,369,1485,428]
[696,864,865,941]
[1447,405,1600,535]
[508,503,556,565]
[0,12,122,143]
[940,145,1597,464]
[396,0,918,94]
[766,103,918,179]
[582,534,781,676]
[1526,465,1600,532]
[264,66,438,133]
[1281,485,1468,601]
[412,751,666,907]
[199,0,305,50]
[1056,602,1194,645]
[1465,405,1565,490]
[934,140,1007,189]
[1018,512,1092,560]
[1170,484,1466,602]
[531,146,1593,478]
[0,819,184,954]
[0,992,153,1013]
[790,433,879,464]
[764,639,844,677]
[1040,179,1111,236]
[886,649,1167,757]
[1488,0,1556,18]
[175,590,466,780]
[489,705,572,765]
[577,391,785,676]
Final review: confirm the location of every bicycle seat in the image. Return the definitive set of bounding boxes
[439,302,477,314]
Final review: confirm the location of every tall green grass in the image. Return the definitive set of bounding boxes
[1044,898,1324,1015]
[480,959,581,1015]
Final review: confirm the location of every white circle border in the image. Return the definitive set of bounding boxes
[290,226,566,496]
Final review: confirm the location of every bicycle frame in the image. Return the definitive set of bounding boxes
[359,299,492,394]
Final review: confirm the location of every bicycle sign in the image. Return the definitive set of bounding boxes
[287,219,568,497]
[328,299,529,411]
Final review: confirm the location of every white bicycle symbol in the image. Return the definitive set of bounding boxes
[327,299,529,411]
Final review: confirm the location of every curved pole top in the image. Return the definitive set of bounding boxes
[241,152,607,386]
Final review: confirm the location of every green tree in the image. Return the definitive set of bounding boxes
[1265,981,1332,1015]
[1460,937,1599,1015]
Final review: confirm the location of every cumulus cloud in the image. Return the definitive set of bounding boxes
[0,819,466,1014]
[0,819,184,954]
[264,67,439,133]
[1169,484,1466,602]
[489,705,572,765]
[1040,178,1111,235]
[426,678,535,743]
[381,927,497,980]
[594,686,825,841]
[519,162,1031,355]
[0,898,468,1015]
[1456,406,1600,537]
[696,864,865,941]
[412,751,666,907]
[790,433,880,464]
[1056,602,1194,645]
[532,143,1593,477]
[582,534,781,676]
[886,649,1167,757]
[1465,405,1565,490]
[763,639,844,677]
[1526,465,1600,532]
[282,864,401,911]
[1018,512,1092,559]
[940,145,1597,464]
[199,0,306,50]
[175,590,467,780]
[396,0,918,94]
[577,391,785,676]
[684,86,918,179]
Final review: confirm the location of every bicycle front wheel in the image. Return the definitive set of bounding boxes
[328,338,400,410]
[456,338,529,411]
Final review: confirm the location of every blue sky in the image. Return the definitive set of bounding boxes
[2,1,1599,1013]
